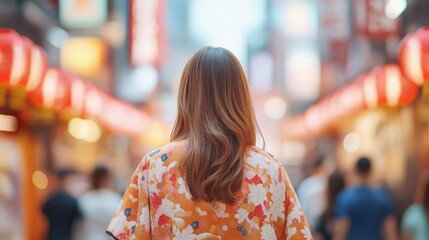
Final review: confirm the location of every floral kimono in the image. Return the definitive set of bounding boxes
[107,140,311,240]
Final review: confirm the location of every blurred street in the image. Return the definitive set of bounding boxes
[0,0,428,239]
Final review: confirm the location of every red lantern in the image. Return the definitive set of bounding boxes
[67,75,89,116]
[28,68,71,109]
[360,72,379,108]
[0,29,30,87]
[0,29,48,90]
[25,43,49,91]
[372,64,420,106]
[398,27,429,85]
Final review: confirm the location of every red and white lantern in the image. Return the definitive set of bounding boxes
[28,68,71,109]
[0,29,48,90]
[0,29,30,87]
[372,64,420,106]
[398,27,429,85]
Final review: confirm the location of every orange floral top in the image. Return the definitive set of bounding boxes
[107,140,311,240]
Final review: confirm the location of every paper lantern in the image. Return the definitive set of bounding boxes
[0,29,48,90]
[360,72,379,108]
[0,29,30,86]
[372,64,420,106]
[25,42,49,91]
[398,27,429,85]
[28,68,71,109]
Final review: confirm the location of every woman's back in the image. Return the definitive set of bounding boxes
[107,140,310,239]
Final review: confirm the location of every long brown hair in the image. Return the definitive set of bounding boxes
[171,47,264,204]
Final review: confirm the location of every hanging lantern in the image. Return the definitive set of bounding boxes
[360,72,379,108]
[0,29,30,87]
[25,43,49,91]
[28,68,71,109]
[0,29,48,90]
[68,75,89,116]
[372,64,420,107]
[398,27,429,85]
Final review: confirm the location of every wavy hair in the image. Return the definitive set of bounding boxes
[171,47,264,204]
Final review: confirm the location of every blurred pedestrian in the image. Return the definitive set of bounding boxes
[315,170,345,240]
[333,157,397,240]
[298,156,329,229]
[106,47,311,239]
[401,170,429,240]
[76,165,121,240]
[42,169,80,240]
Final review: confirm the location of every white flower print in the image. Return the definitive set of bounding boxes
[247,151,271,169]
[244,170,256,180]
[269,182,286,221]
[287,227,297,240]
[196,233,221,240]
[213,203,229,218]
[196,207,207,216]
[178,177,192,199]
[261,224,277,240]
[174,203,191,218]
[266,164,280,182]
[109,212,136,236]
[301,226,312,240]
[172,225,197,240]
[128,193,138,203]
[234,208,248,223]
[248,184,268,206]
[151,160,177,182]
[139,206,150,232]
[247,151,262,167]
[287,202,302,226]
[148,160,177,195]
[153,198,175,228]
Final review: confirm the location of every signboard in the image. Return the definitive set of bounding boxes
[354,0,400,41]
[130,0,165,67]
[318,0,350,39]
[60,0,107,29]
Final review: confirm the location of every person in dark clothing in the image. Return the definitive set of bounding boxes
[333,157,398,240]
[315,170,345,240]
[42,169,80,240]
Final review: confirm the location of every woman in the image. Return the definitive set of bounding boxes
[77,166,121,240]
[401,170,429,240]
[106,47,311,239]
[315,170,345,240]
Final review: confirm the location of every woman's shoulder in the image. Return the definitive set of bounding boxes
[244,145,283,170]
[143,140,188,164]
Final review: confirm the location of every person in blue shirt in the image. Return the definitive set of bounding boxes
[333,157,398,240]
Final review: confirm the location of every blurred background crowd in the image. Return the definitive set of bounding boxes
[0,0,428,239]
